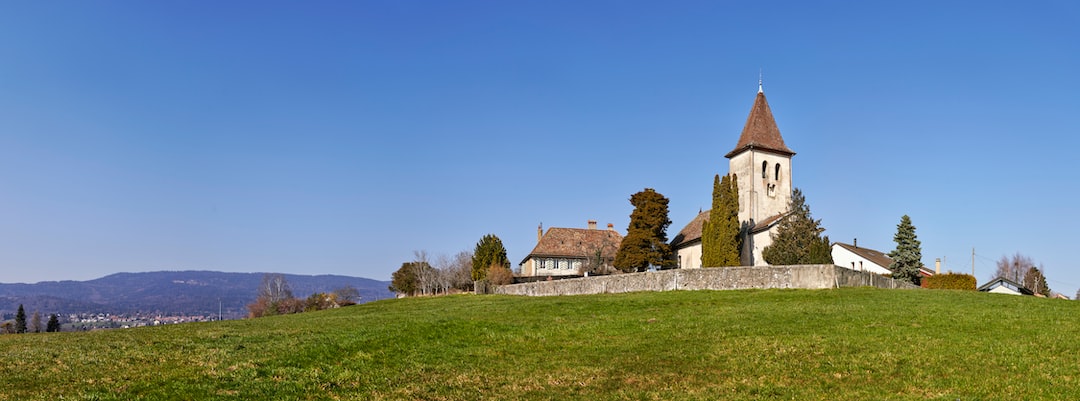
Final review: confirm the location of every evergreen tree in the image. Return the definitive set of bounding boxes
[701,174,741,267]
[471,234,510,281]
[762,188,833,265]
[14,304,27,334]
[389,261,421,296]
[888,215,923,285]
[614,188,675,272]
[1023,266,1050,296]
[46,314,60,333]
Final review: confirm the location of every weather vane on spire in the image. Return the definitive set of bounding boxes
[758,68,763,93]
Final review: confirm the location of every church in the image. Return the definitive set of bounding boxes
[671,82,795,268]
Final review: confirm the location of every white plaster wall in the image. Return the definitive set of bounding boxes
[677,243,702,269]
[831,246,892,275]
[728,150,792,225]
[521,259,534,276]
[987,285,1021,296]
[750,229,774,266]
[523,257,582,277]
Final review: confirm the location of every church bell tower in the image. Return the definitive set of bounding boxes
[725,82,795,265]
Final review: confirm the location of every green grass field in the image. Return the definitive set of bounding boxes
[2,288,1078,400]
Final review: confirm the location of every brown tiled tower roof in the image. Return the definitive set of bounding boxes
[725,90,795,158]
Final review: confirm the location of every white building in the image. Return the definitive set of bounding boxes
[831,242,893,275]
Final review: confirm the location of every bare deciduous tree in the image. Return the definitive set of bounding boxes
[579,235,618,276]
[434,253,452,295]
[258,273,294,303]
[449,250,474,291]
[30,310,42,333]
[412,250,439,296]
[995,253,1035,283]
[332,286,360,305]
[487,264,514,285]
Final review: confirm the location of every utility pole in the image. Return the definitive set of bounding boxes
[972,248,975,277]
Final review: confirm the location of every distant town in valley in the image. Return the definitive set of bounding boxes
[0,271,393,332]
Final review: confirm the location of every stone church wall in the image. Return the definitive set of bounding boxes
[494,265,917,296]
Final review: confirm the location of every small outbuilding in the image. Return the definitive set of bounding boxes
[977,277,1034,296]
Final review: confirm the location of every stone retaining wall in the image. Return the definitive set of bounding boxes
[494,265,917,296]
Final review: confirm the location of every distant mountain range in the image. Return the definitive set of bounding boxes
[0,271,393,319]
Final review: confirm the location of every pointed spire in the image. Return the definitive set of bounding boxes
[725,86,795,158]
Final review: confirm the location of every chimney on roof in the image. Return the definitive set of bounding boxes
[607,223,614,231]
[935,258,941,274]
[538,223,543,243]
[854,238,857,248]
[588,220,597,230]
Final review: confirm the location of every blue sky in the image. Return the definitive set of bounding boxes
[2,2,1079,295]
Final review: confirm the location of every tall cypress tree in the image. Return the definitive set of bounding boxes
[762,188,833,265]
[14,304,27,334]
[614,188,674,272]
[702,174,741,267]
[888,215,923,285]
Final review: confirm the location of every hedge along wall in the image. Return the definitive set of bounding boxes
[921,273,977,290]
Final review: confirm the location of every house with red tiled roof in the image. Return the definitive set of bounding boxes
[672,82,795,268]
[519,221,623,277]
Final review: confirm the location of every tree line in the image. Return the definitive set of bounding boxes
[995,253,1054,296]
[389,234,513,297]
[1,304,61,334]
[247,274,361,318]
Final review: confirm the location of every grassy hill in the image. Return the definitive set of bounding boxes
[2,288,1078,400]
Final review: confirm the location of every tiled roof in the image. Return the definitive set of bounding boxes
[725,91,795,158]
[749,212,787,234]
[671,211,788,248]
[520,227,623,265]
[670,210,710,248]
[833,242,893,270]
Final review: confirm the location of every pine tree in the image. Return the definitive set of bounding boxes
[1023,266,1050,296]
[614,188,674,272]
[14,304,27,334]
[46,314,61,333]
[702,174,741,267]
[471,234,510,281]
[888,215,923,285]
[761,188,833,265]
